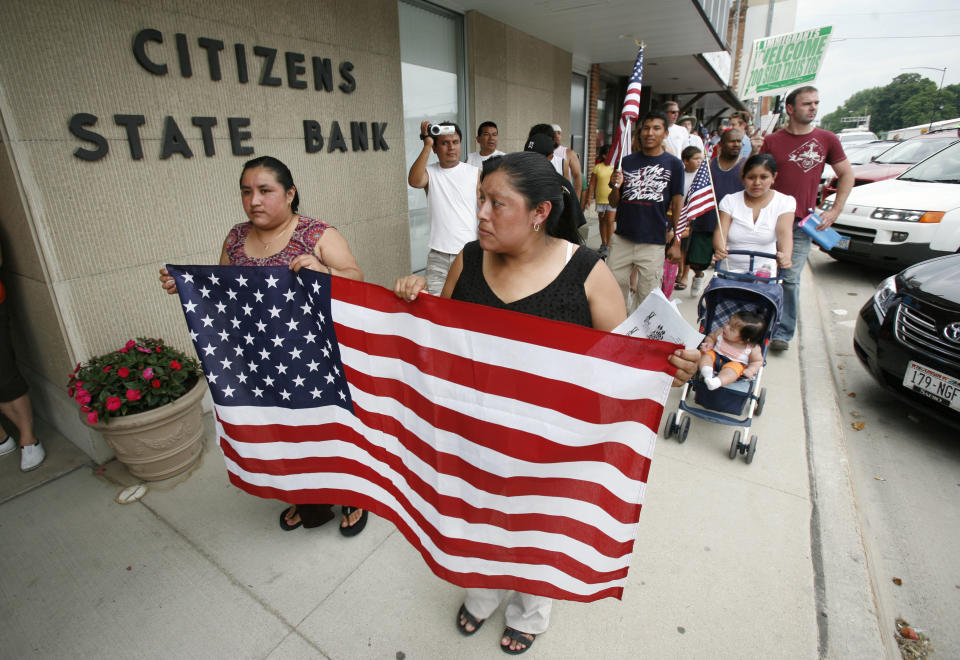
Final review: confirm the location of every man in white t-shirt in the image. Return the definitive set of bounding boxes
[678,115,704,152]
[466,121,505,169]
[408,121,481,295]
[663,101,688,157]
[551,124,582,195]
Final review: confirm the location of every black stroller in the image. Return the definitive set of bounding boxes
[662,251,783,464]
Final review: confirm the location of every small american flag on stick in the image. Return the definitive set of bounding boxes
[675,160,717,237]
[166,265,678,602]
[606,44,644,170]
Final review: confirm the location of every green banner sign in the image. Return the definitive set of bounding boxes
[739,26,832,99]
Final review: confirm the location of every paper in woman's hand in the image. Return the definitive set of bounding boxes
[612,288,704,349]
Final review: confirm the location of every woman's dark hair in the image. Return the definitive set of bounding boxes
[741,153,778,178]
[731,310,766,344]
[597,144,609,161]
[527,123,556,141]
[482,152,582,244]
[240,156,300,213]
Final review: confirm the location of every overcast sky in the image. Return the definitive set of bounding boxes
[792,0,960,120]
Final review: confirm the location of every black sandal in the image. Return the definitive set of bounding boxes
[279,505,302,531]
[339,506,368,537]
[456,604,484,636]
[500,627,536,655]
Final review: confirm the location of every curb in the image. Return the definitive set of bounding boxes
[799,262,888,659]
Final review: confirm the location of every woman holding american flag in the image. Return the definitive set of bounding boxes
[394,151,698,654]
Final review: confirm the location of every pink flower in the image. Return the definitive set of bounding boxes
[87,411,99,424]
[103,365,113,373]
[170,360,182,371]
[126,389,142,401]
[155,346,163,353]
[81,405,92,412]
[106,396,123,411]
[76,390,92,405]
[151,379,161,389]
[119,347,129,354]
[125,340,136,349]
[67,386,75,397]
[142,367,154,380]
[136,345,152,354]
[117,367,130,378]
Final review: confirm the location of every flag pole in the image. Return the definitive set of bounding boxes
[617,118,631,172]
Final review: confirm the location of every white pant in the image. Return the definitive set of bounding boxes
[425,249,457,296]
[463,588,552,634]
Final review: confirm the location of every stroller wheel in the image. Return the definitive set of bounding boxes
[678,416,691,443]
[663,412,677,439]
[746,435,758,464]
[755,388,767,416]
[729,431,741,459]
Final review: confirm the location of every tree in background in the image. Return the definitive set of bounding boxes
[820,73,960,134]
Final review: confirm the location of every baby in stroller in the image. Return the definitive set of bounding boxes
[698,310,765,390]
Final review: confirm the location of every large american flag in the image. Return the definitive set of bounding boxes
[675,160,717,237]
[606,45,644,169]
[166,264,677,602]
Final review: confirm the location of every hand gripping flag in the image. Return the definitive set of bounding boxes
[606,45,644,170]
[166,265,678,602]
[675,160,717,238]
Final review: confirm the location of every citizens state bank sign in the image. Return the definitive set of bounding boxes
[68,28,389,161]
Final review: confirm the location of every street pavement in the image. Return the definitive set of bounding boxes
[0,215,886,659]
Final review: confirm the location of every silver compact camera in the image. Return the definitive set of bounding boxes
[427,123,456,137]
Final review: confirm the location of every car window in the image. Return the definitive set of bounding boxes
[849,142,896,164]
[899,142,960,183]
[874,137,956,164]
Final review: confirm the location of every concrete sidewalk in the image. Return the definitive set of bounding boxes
[0,219,880,659]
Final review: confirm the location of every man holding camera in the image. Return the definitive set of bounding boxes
[408,120,481,295]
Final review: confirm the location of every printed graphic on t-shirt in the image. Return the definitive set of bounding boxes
[621,164,671,202]
[788,139,826,172]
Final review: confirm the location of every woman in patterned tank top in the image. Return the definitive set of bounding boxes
[159,156,367,536]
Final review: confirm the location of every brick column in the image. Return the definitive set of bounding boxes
[586,63,600,169]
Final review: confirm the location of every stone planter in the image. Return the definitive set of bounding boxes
[82,378,206,481]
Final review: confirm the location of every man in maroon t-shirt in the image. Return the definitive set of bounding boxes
[757,86,854,351]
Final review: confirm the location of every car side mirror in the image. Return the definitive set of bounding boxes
[870,155,878,162]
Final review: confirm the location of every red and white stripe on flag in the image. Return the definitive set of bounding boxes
[216,275,677,602]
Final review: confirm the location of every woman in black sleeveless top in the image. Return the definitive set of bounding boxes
[394,152,698,654]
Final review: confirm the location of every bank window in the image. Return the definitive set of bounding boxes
[398,0,467,273]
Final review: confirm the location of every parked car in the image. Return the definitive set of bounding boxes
[823,129,959,200]
[854,253,960,430]
[820,140,898,203]
[823,139,960,269]
[837,129,878,147]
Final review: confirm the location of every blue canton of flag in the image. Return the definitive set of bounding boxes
[166,265,354,412]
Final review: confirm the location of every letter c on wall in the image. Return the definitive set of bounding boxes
[133,28,168,75]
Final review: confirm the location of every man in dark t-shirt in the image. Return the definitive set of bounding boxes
[609,111,684,311]
[757,86,853,350]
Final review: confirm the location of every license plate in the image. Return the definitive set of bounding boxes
[836,236,850,250]
[902,361,960,411]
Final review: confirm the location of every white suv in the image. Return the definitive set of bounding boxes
[823,140,960,269]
